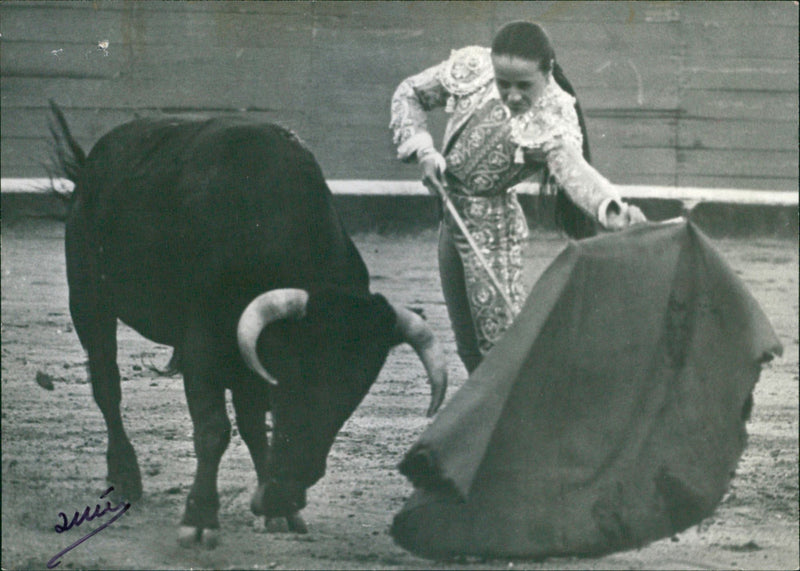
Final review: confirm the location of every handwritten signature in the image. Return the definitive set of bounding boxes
[47,487,131,569]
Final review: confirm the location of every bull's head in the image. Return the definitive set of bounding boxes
[236,288,447,516]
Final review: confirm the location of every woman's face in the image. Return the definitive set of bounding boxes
[492,54,550,116]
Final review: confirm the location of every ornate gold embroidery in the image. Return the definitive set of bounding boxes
[446,191,529,354]
[446,100,525,196]
[437,46,493,96]
[390,47,627,354]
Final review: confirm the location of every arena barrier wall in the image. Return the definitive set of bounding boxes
[2,178,797,238]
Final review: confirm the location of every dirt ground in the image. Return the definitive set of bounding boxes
[2,219,797,571]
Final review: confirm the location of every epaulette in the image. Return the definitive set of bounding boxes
[437,46,493,96]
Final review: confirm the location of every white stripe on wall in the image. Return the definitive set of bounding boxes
[2,178,797,207]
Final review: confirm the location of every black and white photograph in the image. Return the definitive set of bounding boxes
[1,1,797,569]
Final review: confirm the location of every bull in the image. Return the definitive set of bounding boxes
[49,103,447,547]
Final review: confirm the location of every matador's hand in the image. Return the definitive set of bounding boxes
[419,149,447,198]
[606,203,648,231]
[626,204,648,225]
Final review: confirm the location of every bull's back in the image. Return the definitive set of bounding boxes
[67,117,369,346]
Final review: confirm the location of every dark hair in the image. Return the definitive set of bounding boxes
[491,21,554,73]
[551,61,599,239]
[493,21,598,239]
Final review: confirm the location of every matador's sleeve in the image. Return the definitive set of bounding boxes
[545,140,625,229]
[390,46,493,163]
[511,82,624,229]
[389,62,450,162]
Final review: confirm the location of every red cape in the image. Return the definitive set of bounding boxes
[392,221,782,560]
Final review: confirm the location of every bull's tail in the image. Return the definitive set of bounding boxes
[48,100,86,200]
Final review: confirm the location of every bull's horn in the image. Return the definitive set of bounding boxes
[237,288,309,385]
[393,306,448,417]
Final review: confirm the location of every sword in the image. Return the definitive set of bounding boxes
[430,181,517,316]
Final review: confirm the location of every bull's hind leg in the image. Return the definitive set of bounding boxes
[232,388,308,534]
[70,301,143,502]
[66,210,142,501]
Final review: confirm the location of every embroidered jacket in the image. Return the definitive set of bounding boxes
[389,45,622,226]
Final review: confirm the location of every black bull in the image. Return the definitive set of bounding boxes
[49,105,447,547]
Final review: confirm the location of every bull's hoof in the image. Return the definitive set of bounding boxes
[101,479,139,506]
[263,517,289,533]
[201,528,220,548]
[106,463,143,503]
[286,512,308,534]
[250,483,267,516]
[250,480,307,517]
[106,477,142,504]
[177,525,200,547]
[108,446,143,502]
[263,513,308,534]
[177,526,220,549]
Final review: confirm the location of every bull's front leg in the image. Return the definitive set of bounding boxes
[178,369,231,549]
[232,388,308,534]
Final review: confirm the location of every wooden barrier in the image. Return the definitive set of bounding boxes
[2,2,797,191]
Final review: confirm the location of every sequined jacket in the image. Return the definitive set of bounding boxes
[390,46,622,226]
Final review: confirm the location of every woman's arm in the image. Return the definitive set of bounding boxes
[544,142,646,230]
[390,60,455,196]
[546,142,621,224]
[389,63,450,163]
[514,85,645,230]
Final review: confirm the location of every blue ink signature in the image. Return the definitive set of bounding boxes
[47,486,131,569]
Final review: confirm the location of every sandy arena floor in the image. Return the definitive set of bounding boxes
[2,219,797,570]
